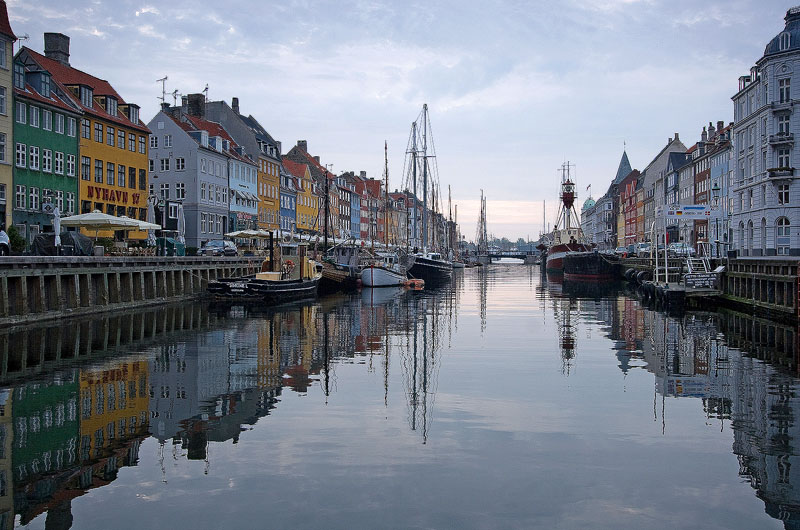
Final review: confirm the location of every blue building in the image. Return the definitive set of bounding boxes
[279,165,296,233]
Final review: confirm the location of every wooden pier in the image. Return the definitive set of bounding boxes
[0,256,261,326]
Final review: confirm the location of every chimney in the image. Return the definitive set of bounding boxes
[187,93,205,118]
[44,33,70,66]
[161,102,170,111]
[674,132,679,141]
[701,126,707,143]
[708,121,715,138]
[181,95,188,112]
[297,140,307,152]
[360,171,367,178]
[313,156,320,164]
[232,97,239,115]
[717,120,724,132]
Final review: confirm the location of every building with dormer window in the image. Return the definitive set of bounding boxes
[0,2,14,230]
[731,6,800,256]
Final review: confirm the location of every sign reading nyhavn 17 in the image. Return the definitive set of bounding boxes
[86,186,141,204]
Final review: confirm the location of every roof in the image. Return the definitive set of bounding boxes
[166,111,255,164]
[14,83,81,115]
[764,7,800,57]
[0,1,15,41]
[23,47,150,133]
[668,152,692,171]
[582,197,596,210]
[612,150,633,184]
[282,159,309,179]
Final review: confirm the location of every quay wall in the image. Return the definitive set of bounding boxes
[0,256,260,326]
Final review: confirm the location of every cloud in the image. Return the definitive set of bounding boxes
[135,6,160,17]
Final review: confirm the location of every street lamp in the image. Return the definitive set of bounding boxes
[711,180,721,258]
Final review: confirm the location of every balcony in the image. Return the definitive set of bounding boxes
[769,132,794,145]
[771,100,794,112]
[766,167,796,179]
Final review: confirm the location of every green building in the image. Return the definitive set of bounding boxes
[12,53,81,242]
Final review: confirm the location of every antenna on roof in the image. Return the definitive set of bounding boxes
[203,84,209,102]
[156,75,168,104]
[171,89,180,106]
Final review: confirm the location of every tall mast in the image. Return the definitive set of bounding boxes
[411,123,418,250]
[422,104,428,251]
[385,141,389,248]
[323,169,329,249]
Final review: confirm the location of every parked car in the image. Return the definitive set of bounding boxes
[614,246,627,256]
[635,242,651,257]
[199,240,237,256]
[667,242,696,257]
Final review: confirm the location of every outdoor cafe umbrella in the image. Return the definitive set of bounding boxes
[119,216,161,231]
[177,202,186,245]
[146,202,157,246]
[60,210,141,238]
[52,207,61,247]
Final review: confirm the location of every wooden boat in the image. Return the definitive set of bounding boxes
[362,251,409,287]
[409,252,453,284]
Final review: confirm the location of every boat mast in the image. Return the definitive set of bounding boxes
[422,104,428,252]
[323,168,330,249]
[385,141,389,249]
[411,122,418,250]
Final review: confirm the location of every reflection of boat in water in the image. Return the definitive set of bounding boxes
[361,286,407,306]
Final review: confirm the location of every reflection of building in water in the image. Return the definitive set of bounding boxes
[0,389,11,530]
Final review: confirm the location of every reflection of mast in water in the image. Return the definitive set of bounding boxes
[556,297,577,375]
[478,268,488,334]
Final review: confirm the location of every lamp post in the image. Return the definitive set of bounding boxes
[711,180,721,258]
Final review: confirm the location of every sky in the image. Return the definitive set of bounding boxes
[8,0,793,240]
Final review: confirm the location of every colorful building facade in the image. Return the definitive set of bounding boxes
[0,3,14,230]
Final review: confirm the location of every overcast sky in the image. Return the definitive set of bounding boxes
[9,0,791,240]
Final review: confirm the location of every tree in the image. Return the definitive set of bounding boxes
[7,226,25,254]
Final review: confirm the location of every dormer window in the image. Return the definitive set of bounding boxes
[781,32,791,51]
[129,105,139,125]
[13,63,24,90]
[40,74,51,98]
[80,86,93,108]
[106,96,117,117]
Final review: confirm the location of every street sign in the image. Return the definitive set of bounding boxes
[656,204,711,220]
[42,202,54,214]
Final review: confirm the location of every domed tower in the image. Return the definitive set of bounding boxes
[731,6,800,257]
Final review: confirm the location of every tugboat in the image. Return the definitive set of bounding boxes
[542,162,591,276]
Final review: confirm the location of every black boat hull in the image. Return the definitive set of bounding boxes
[562,252,620,282]
[208,275,321,304]
[409,257,452,284]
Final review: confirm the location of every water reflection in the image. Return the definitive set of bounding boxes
[2,268,800,528]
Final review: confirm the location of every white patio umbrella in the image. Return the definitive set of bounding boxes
[60,210,141,230]
[52,207,61,247]
[119,216,161,230]
[146,202,157,246]
[176,203,186,245]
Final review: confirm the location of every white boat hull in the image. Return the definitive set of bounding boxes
[361,265,406,287]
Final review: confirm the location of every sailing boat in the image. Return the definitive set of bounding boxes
[362,142,411,287]
[405,104,453,284]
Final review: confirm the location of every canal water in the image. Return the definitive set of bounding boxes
[1,263,798,529]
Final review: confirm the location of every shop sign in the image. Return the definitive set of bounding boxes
[86,186,141,205]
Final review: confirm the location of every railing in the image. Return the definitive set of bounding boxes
[769,132,795,144]
[767,167,795,179]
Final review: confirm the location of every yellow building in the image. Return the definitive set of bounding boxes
[258,154,280,232]
[28,36,150,239]
[283,159,317,232]
[79,361,149,460]
[257,315,282,391]
[0,4,14,230]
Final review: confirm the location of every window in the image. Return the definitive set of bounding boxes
[30,106,39,128]
[15,101,25,124]
[130,106,139,125]
[777,217,791,255]
[129,133,135,152]
[164,134,172,148]
[779,148,791,168]
[80,86,93,108]
[780,32,791,51]
[160,183,169,199]
[55,152,64,175]
[176,182,185,199]
[15,185,25,209]
[66,192,75,215]
[42,110,52,131]
[55,190,63,211]
[201,159,207,173]
[139,135,146,154]
[29,187,39,211]
[130,167,137,189]
[95,160,103,183]
[13,62,23,89]
[15,143,25,168]
[201,213,206,233]
[81,118,90,139]
[0,87,5,115]
[94,122,104,142]
[81,157,90,181]
[169,204,178,219]
[67,117,76,137]
[779,114,790,135]
[107,126,115,145]
[118,165,126,187]
[160,158,170,171]
[150,135,158,149]
[148,159,154,172]
[42,150,52,173]
[67,155,76,177]
[779,78,791,103]
[779,183,790,204]
[176,158,185,171]
[201,182,207,200]
[29,146,39,170]
[139,169,146,190]
[106,97,117,117]
[117,129,125,149]
[55,113,64,134]
[105,162,114,185]
[0,133,4,163]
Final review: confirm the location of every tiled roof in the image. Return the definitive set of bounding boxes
[167,111,254,164]
[24,47,150,133]
[282,159,309,179]
[14,84,80,115]
[0,1,15,40]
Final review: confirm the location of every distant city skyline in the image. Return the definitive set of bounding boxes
[9,0,790,239]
